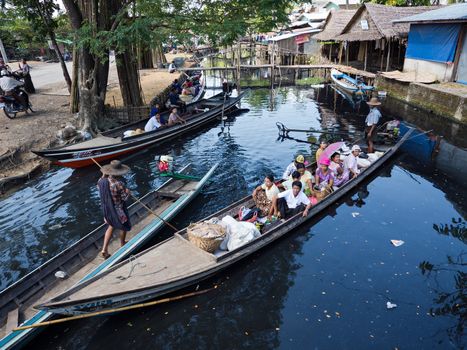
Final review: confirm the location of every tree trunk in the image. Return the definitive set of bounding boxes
[49,31,72,92]
[63,0,121,132]
[152,42,167,68]
[70,44,79,113]
[116,51,143,106]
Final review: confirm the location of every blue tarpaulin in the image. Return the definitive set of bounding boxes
[406,23,461,63]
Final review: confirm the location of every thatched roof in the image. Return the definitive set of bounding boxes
[336,3,438,42]
[314,9,357,41]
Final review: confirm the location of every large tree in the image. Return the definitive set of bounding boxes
[61,0,300,132]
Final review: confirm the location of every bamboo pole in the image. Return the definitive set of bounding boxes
[13,288,214,331]
[386,39,391,72]
[364,41,368,72]
[91,158,179,232]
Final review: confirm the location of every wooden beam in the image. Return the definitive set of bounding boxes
[451,24,466,82]
[364,41,368,72]
[386,39,391,72]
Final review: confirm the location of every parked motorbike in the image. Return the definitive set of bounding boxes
[0,86,33,119]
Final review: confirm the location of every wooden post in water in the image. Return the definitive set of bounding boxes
[237,40,241,93]
[386,39,391,72]
[270,41,275,87]
[338,42,343,65]
[364,41,368,72]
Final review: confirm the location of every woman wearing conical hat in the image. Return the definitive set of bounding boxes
[97,160,132,259]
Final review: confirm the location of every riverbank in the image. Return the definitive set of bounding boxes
[0,53,193,195]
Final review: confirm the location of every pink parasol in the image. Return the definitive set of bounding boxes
[319,141,345,163]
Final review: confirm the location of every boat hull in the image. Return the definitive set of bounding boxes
[0,163,219,350]
[34,92,245,168]
[38,129,414,316]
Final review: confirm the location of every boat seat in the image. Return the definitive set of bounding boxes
[156,191,182,199]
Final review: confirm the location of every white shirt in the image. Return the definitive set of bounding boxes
[144,116,161,132]
[277,189,310,209]
[344,154,360,175]
[282,161,297,180]
[0,76,22,92]
[19,63,30,74]
[365,108,381,127]
[261,183,280,200]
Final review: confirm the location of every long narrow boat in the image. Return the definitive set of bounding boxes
[33,91,245,168]
[331,68,374,96]
[37,129,414,316]
[0,162,218,349]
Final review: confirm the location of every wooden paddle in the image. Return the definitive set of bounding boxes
[13,287,214,331]
[91,158,179,232]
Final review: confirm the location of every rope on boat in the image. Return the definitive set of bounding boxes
[13,287,215,331]
[91,158,179,232]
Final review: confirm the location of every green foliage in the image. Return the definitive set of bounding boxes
[73,0,308,57]
[365,0,432,6]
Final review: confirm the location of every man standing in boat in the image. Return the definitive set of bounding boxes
[97,160,132,259]
[365,97,382,153]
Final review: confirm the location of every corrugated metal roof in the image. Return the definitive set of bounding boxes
[269,28,322,42]
[393,3,467,23]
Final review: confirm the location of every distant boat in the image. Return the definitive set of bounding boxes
[37,129,414,317]
[33,91,246,168]
[330,68,374,96]
[0,162,218,350]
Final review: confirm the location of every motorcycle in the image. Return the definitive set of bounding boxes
[0,86,33,119]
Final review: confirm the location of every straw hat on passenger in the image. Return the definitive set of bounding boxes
[100,160,130,176]
[295,154,305,163]
[367,97,381,106]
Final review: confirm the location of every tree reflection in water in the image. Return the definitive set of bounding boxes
[420,218,466,349]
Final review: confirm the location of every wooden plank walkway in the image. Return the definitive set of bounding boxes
[177,64,376,79]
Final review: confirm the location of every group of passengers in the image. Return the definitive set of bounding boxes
[252,144,364,222]
[144,106,186,132]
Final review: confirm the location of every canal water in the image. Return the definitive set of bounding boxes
[0,86,465,349]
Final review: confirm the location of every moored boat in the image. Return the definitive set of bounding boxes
[330,68,374,96]
[0,162,219,349]
[36,128,414,317]
[33,91,245,168]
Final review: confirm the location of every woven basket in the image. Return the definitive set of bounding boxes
[187,222,226,253]
[312,186,332,201]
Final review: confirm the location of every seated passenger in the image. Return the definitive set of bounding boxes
[252,175,280,217]
[296,163,313,195]
[280,170,301,191]
[282,154,305,180]
[144,113,164,132]
[315,157,334,190]
[168,108,186,126]
[329,152,349,187]
[270,181,312,220]
[315,140,328,163]
[181,83,192,95]
[168,88,186,112]
[344,145,361,179]
[149,103,160,118]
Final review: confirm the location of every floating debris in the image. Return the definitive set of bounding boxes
[386,302,397,309]
[390,240,405,247]
[351,212,360,218]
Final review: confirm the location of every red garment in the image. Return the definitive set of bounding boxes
[158,161,169,172]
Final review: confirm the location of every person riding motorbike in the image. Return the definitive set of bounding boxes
[0,69,27,109]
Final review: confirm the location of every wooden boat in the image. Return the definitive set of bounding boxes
[330,68,374,96]
[33,91,245,168]
[36,128,414,316]
[0,162,218,349]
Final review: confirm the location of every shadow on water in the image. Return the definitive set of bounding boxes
[0,86,466,349]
